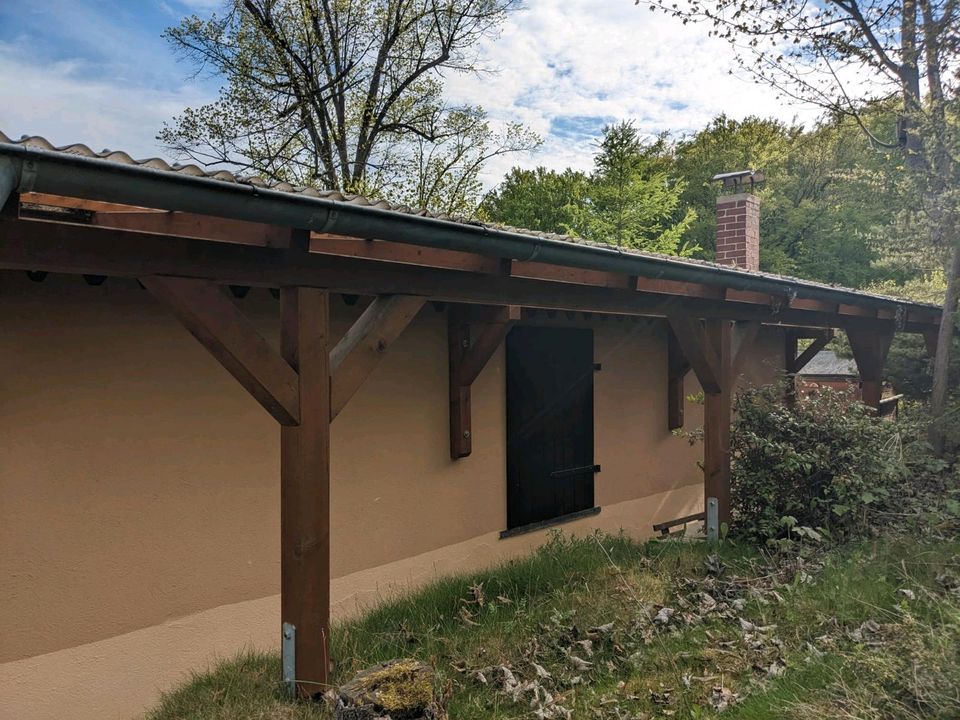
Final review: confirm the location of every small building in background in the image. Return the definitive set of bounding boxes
[797,350,901,418]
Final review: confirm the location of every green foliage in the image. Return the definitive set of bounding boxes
[730,383,906,542]
[160,0,539,213]
[580,122,697,254]
[478,166,588,233]
[483,123,696,255]
[671,112,912,286]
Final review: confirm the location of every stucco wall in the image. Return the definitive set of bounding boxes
[0,272,783,719]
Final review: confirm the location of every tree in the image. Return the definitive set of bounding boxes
[482,123,696,255]
[642,0,960,452]
[583,123,697,254]
[160,0,538,213]
[479,166,589,233]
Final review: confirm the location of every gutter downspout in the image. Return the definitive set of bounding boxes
[0,142,927,315]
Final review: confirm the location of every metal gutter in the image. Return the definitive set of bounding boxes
[0,141,937,314]
[0,156,17,213]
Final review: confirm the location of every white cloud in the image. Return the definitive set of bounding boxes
[0,44,212,159]
[443,0,821,186]
[0,0,822,188]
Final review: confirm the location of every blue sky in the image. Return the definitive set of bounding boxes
[0,0,812,187]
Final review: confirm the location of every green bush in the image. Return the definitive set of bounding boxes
[730,383,905,542]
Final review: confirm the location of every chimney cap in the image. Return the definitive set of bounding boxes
[712,169,765,190]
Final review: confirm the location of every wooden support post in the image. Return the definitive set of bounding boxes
[449,304,519,459]
[784,330,800,405]
[703,319,732,526]
[667,316,740,526]
[847,328,894,412]
[329,294,425,419]
[667,325,690,431]
[280,287,331,697]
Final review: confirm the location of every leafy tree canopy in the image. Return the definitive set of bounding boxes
[160,0,539,215]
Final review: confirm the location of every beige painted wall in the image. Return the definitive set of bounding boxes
[0,272,783,718]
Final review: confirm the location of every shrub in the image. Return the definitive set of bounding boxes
[730,382,905,542]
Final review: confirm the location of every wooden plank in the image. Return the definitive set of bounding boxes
[449,305,519,458]
[280,287,331,697]
[0,217,929,333]
[92,209,291,247]
[667,325,690,430]
[667,314,722,394]
[839,303,876,318]
[703,319,732,525]
[21,192,156,213]
[329,295,425,419]
[724,288,775,305]
[313,233,503,274]
[637,277,724,299]
[141,276,300,425]
[790,297,838,313]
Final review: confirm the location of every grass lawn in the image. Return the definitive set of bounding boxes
[145,531,960,719]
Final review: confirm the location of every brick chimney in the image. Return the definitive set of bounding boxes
[715,193,760,271]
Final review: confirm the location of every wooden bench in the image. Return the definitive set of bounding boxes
[652,511,706,537]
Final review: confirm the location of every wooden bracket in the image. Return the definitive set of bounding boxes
[847,328,894,410]
[667,314,722,394]
[329,294,425,419]
[449,304,520,459]
[141,276,301,425]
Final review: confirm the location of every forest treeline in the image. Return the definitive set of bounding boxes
[481,112,943,297]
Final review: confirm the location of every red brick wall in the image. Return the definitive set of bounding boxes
[715,193,760,271]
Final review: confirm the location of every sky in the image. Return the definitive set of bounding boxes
[0,0,820,189]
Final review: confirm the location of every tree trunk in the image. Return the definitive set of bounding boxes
[930,243,960,454]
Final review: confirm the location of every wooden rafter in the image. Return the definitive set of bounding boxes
[449,305,519,459]
[329,294,425,419]
[141,276,301,426]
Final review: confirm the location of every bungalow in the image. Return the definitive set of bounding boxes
[0,135,942,719]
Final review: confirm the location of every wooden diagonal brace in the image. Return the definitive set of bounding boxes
[141,276,300,425]
[786,329,834,374]
[667,314,722,394]
[329,294,425,419]
[449,305,520,459]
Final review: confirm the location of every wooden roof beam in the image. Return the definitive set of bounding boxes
[1,216,934,333]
